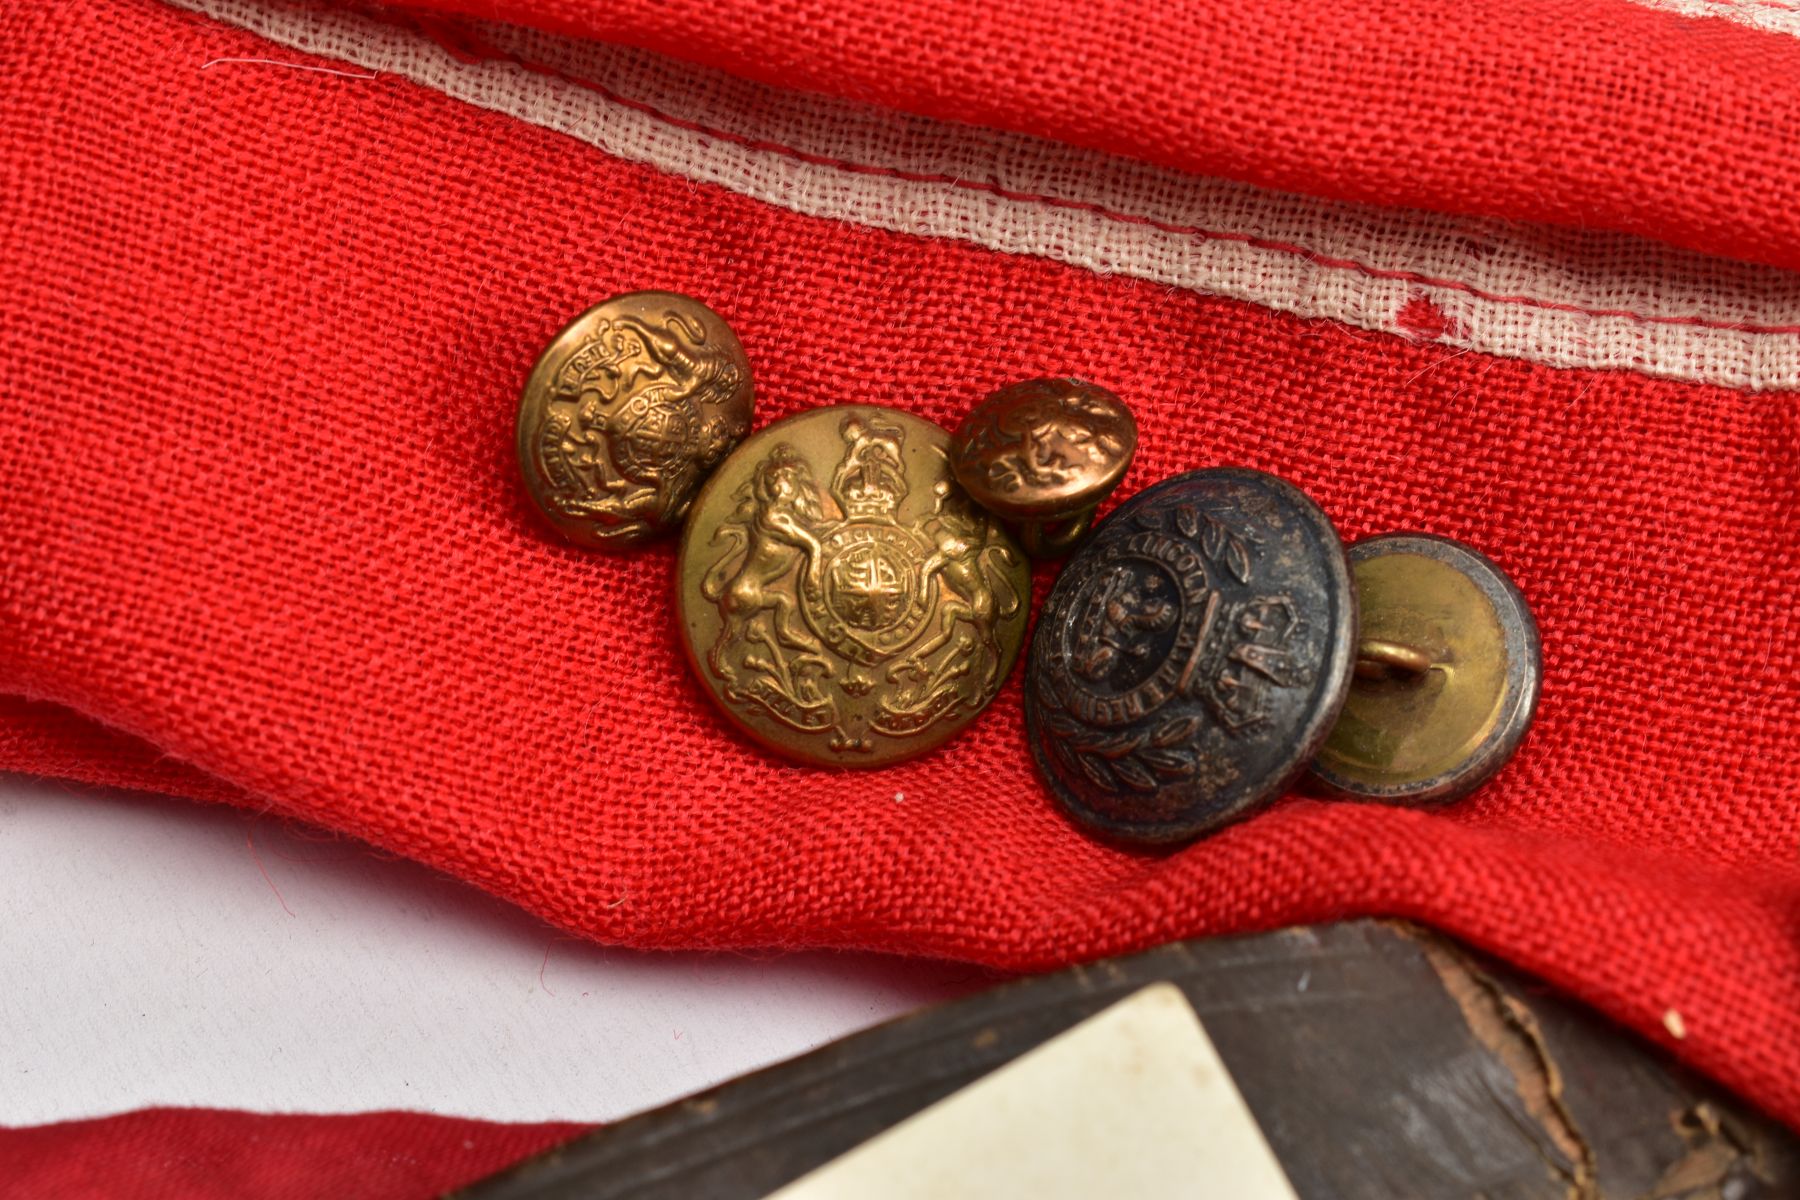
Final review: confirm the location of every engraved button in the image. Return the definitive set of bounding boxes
[1025,468,1357,843]
[950,378,1137,557]
[677,406,1030,767]
[1311,534,1541,804]
[517,291,754,548]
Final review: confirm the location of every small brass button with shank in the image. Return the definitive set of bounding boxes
[1025,467,1357,843]
[950,378,1137,557]
[677,405,1030,767]
[517,291,754,549]
[1310,533,1541,805]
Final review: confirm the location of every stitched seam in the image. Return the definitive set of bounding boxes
[406,19,1800,338]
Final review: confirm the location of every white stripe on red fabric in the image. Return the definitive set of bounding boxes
[1624,0,1800,39]
[168,0,1800,390]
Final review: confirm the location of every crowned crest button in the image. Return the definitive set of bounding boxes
[677,406,1030,767]
[1025,468,1357,843]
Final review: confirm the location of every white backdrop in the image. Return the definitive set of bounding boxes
[0,776,984,1126]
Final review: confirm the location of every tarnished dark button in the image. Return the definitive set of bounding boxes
[677,406,1030,767]
[517,291,753,548]
[1025,468,1356,843]
[1311,534,1541,804]
[950,378,1137,557]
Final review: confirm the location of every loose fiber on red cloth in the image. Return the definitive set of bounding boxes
[4,0,1800,1184]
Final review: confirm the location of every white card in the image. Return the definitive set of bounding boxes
[768,982,1299,1199]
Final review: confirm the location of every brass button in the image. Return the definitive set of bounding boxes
[950,378,1137,557]
[517,291,753,548]
[677,406,1030,767]
[1311,534,1541,804]
[1025,468,1356,843]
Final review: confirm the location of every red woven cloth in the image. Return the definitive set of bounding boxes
[4,0,1799,1182]
[3,1109,582,1199]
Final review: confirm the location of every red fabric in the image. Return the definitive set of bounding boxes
[3,0,1799,1179]
[382,0,1800,273]
[2,1108,583,1199]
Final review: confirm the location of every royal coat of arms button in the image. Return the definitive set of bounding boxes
[1310,533,1541,804]
[949,378,1137,558]
[676,406,1031,767]
[1025,468,1357,843]
[517,291,754,549]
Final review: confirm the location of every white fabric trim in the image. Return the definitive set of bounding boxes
[169,0,1800,390]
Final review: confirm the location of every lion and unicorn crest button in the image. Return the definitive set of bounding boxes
[676,407,1029,767]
